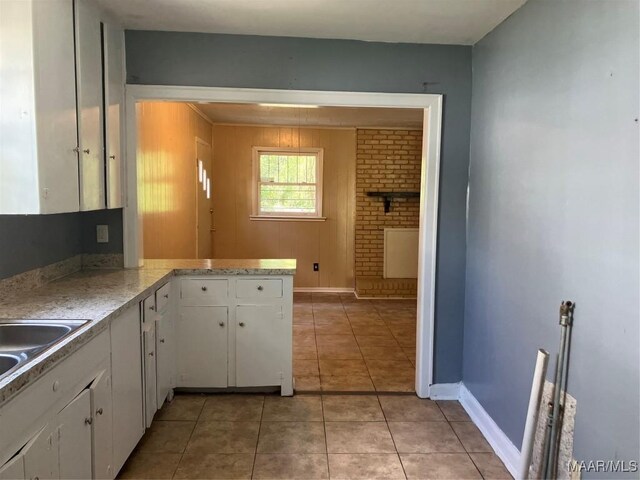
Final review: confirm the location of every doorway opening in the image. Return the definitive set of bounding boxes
[125,87,442,398]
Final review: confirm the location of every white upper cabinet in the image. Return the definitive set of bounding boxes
[103,23,125,209]
[0,0,80,214]
[75,0,106,211]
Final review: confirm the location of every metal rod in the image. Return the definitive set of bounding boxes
[519,349,549,480]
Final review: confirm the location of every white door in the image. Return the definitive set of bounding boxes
[103,22,124,209]
[235,305,283,387]
[58,389,92,480]
[90,370,113,479]
[0,454,24,480]
[142,295,157,427]
[110,305,144,475]
[156,311,175,408]
[22,424,58,480]
[177,307,228,388]
[75,0,105,211]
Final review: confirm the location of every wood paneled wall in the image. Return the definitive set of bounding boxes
[212,125,356,288]
[137,102,212,258]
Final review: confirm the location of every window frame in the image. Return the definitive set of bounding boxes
[251,146,325,220]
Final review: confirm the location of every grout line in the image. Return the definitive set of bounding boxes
[320,390,331,477]
[250,395,266,479]
[170,395,204,479]
[376,394,409,480]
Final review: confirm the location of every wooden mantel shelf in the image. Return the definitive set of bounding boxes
[366,191,420,213]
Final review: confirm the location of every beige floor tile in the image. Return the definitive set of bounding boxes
[155,394,205,421]
[253,454,329,479]
[135,420,195,454]
[294,358,319,376]
[200,395,264,422]
[322,395,384,421]
[395,335,417,348]
[294,324,316,336]
[325,421,396,453]
[469,453,513,479]
[312,293,343,303]
[185,421,259,454]
[365,359,414,376]
[320,375,375,392]
[293,334,317,347]
[294,292,313,303]
[262,395,323,421]
[378,396,445,422]
[318,358,369,376]
[359,345,408,361]
[451,422,493,452]
[349,324,392,336]
[371,373,415,392]
[315,334,357,347]
[400,453,482,479]
[437,400,471,421]
[295,375,321,391]
[355,335,400,347]
[314,321,353,335]
[328,454,406,479]
[257,422,326,453]
[388,422,465,454]
[293,314,315,325]
[294,344,318,360]
[118,452,181,479]
[403,348,416,365]
[174,453,254,479]
[316,342,362,359]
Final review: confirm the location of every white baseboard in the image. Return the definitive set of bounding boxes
[459,384,520,478]
[429,382,461,400]
[293,287,355,293]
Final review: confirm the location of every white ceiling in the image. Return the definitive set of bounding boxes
[96,0,527,45]
[192,103,424,128]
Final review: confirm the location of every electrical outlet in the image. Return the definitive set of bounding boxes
[313,263,319,271]
[96,225,109,243]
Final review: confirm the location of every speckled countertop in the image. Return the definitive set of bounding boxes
[0,259,296,405]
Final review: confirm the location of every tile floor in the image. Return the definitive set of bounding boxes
[118,393,513,479]
[293,293,417,392]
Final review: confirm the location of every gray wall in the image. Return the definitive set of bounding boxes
[465,0,639,475]
[0,209,124,280]
[126,31,472,383]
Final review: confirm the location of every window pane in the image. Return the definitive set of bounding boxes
[259,153,316,184]
[260,184,316,214]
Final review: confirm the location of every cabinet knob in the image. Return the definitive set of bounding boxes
[160,338,165,343]
[52,380,59,392]
[238,322,245,327]
[85,417,93,425]
[164,293,169,298]
[83,148,90,154]
[218,321,225,327]
[149,305,155,311]
[109,154,116,159]
[96,408,103,416]
[73,147,80,153]
[201,286,207,291]
[257,285,264,291]
[149,351,154,357]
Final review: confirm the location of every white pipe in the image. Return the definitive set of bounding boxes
[519,349,549,480]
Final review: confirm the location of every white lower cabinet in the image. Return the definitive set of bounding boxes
[58,389,92,480]
[89,370,113,479]
[142,295,158,427]
[23,424,58,480]
[0,454,24,480]
[155,284,176,408]
[177,307,228,388]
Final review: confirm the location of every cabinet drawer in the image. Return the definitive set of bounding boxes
[155,282,171,313]
[236,279,283,299]
[181,279,228,305]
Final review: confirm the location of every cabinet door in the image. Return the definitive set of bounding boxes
[90,370,113,479]
[177,307,228,388]
[75,0,105,211]
[110,306,144,475]
[236,305,284,387]
[58,389,92,480]
[22,425,58,480]
[102,22,124,209]
[0,454,24,480]
[32,0,80,214]
[156,311,175,408]
[143,295,157,427]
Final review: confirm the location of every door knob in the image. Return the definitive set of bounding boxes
[238,322,245,327]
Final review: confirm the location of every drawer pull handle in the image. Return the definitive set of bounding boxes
[219,321,225,327]
[257,285,264,291]
[160,338,165,343]
[96,408,103,415]
[238,322,245,327]
[201,286,207,291]
[85,417,93,425]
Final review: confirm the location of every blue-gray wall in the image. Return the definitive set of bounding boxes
[0,209,124,280]
[125,31,472,383]
[465,0,639,475]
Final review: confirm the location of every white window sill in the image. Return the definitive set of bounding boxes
[250,215,327,222]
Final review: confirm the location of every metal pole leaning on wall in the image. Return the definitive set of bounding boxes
[542,301,575,479]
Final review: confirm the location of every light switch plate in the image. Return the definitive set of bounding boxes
[96,225,109,243]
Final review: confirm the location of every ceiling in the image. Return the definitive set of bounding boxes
[96,0,527,45]
[192,103,424,128]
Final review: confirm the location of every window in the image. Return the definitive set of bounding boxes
[252,147,324,219]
